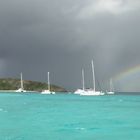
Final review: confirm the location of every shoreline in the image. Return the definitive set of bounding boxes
[0,90,39,93]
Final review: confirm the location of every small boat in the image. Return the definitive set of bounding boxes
[16,73,26,92]
[107,78,115,94]
[41,72,55,94]
[80,60,104,96]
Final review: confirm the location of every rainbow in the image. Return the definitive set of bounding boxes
[114,65,140,91]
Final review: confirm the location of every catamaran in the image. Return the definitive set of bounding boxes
[80,60,104,96]
[16,73,26,92]
[107,78,115,94]
[41,72,55,94]
[74,69,85,94]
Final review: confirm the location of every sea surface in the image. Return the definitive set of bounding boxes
[0,92,140,140]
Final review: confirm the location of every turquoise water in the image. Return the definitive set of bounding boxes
[0,93,140,140]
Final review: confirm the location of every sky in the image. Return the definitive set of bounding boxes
[0,0,140,91]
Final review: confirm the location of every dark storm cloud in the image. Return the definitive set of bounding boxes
[0,0,140,91]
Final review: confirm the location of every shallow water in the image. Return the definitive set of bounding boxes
[0,93,140,140]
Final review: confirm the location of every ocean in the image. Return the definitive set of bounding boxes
[0,93,140,140]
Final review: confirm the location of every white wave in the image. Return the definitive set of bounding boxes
[75,127,86,130]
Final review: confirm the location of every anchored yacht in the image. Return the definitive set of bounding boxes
[41,72,55,94]
[16,73,26,92]
[80,60,104,96]
[74,69,85,94]
[107,78,115,94]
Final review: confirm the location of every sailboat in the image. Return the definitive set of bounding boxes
[41,72,55,94]
[107,78,115,94]
[16,73,26,92]
[74,69,85,94]
[80,60,104,96]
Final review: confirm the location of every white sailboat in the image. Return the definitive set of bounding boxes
[107,78,115,94]
[74,69,85,94]
[16,73,26,92]
[41,72,55,94]
[80,60,104,96]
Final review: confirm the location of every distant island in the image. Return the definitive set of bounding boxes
[0,78,67,93]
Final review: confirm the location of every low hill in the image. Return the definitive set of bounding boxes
[0,78,67,92]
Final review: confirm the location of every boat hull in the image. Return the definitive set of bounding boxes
[41,90,55,94]
[80,90,104,96]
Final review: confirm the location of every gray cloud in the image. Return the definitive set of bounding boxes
[0,0,140,91]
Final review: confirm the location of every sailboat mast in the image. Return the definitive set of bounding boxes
[20,72,24,90]
[91,60,95,92]
[48,72,50,91]
[82,69,85,91]
[110,78,113,92]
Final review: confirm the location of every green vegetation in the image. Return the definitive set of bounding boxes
[0,78,67,92]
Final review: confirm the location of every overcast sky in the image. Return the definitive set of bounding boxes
[0,0,140,91]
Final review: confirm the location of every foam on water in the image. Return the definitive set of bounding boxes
[75,127,86,130]
[0,108,3,111]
